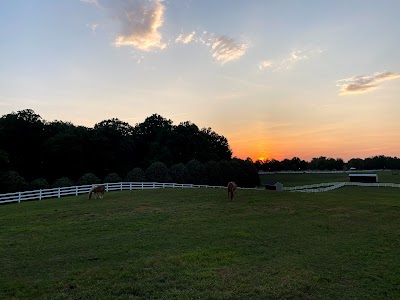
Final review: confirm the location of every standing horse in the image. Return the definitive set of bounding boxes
[88,185,106,199]
[227,181,237,201]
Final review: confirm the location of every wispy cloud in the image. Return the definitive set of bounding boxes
[111,0,166,52]
[80,0,100,6]
[337,71,400,95]
[174,30,248,64]
[175,31,196,44]
[82,1,247,63]
[259,48,323,71]
[209,36,248,64]
[87,23,99,34]
[258,60,273,71]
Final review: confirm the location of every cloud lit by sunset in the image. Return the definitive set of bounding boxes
[337,72,400,95]
[209,35,248,64]
[175,31,196,44]
[112,0,167,51]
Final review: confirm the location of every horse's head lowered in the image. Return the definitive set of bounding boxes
[88,185,106,199]
[227,181,237,201]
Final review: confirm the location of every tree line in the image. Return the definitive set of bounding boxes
[1,109,399,193]
[0,109,259,193]
[254,155,400,172]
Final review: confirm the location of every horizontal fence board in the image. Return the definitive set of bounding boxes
[0,182,227,204]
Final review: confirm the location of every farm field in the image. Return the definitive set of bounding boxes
[1,187,400,299]
[260,170,400,187]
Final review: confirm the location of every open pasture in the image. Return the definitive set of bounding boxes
[1,187,400,299]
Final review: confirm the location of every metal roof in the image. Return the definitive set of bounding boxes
[348,174,377,177]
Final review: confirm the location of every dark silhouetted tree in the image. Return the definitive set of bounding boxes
[125,168,146,182]
[205,160,223,186]
[0,171,27,193]
[186,159,207,184]
[29,178,50,190]
[0,109,46,179]
[169,163,190,184]
[52,177,75,188]
[145,162,172,183]
[104,173,122,183]
[78,173,101,185]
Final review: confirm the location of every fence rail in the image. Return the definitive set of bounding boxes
[2,180,400,205]
[285,181,400,193]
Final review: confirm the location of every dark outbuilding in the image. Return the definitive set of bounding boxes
[265,181,283,191]
[348,174,378,183]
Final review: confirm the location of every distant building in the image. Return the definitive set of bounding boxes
[348,174,378,183]
[265,181,283,191]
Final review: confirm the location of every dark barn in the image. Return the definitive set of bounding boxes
[265,181,283,191]
[349,174,378,183]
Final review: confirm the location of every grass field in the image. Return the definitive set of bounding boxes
[1,187,400,299]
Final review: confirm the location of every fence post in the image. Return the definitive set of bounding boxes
[58,188,61,198]
[120,182,123,191]
[75,186,78,196]
[130,182,132,190]
[39,189,42,200]
[106,183,109,192]
[142,182,144,190]
[18,192,21,203]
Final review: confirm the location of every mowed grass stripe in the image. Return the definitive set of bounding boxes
[1,187,400,299]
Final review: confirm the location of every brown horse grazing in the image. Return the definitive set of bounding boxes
[88,185,106,199]
[227,181,237,201]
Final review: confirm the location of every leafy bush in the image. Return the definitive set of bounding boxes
[145,162,172,183]
[52,177,75,188]
[228,159,259,188]
[0,149,9,169]
[0,171,27,193]
[186,159,207,184]
[169,163,189,184]
[77,173,101,185]
[104,173,122,183]
[218,160,235,186]
[124,168,146,182]
[205,161,223,186]
[29,178,50,190]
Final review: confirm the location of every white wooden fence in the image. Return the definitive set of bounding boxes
[1,181,399,205]
[285,182,400,193]
[0,182,228,205]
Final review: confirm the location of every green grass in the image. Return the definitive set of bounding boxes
[1,187,400,299]
[260,170,400,187]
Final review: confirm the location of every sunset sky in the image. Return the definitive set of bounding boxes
[1,0,400,162]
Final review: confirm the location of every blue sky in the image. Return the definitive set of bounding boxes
[1,0,400,161]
